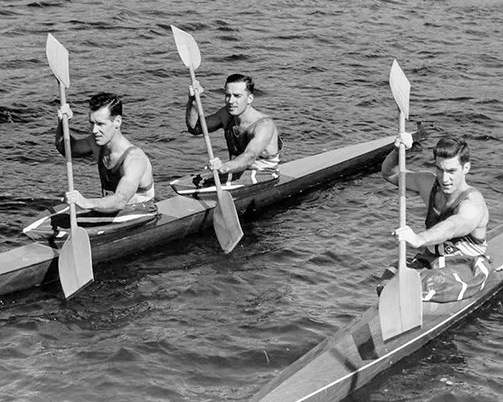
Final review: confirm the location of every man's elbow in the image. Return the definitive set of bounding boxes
[187,125,201,135]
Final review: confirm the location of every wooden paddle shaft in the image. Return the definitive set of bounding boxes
[398,111,407,270]
[187,66,224,198]
[58,82,78,231]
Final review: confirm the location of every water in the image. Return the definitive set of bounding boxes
[1,0,503,400]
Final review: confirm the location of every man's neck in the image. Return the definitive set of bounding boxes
[234,106,256,125]
[103,131,129,154]
[444,182,469,204]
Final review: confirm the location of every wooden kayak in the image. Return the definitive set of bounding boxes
[0,130,425,297]
[250,224,503,402]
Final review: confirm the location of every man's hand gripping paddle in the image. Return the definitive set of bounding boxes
[171,25,243,253]
[378,59,423,341]
[46,33,93,298]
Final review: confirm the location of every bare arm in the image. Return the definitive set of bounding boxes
[381,147,436,203]
[185,98,225,135]
[55,118,95,157]
[396,191,488,248]
[216,119,274,174]
[67,149,148,212]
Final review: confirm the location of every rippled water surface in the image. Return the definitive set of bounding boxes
[1,0,503,401]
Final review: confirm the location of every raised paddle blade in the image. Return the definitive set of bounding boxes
[389,59,410,119]
[46,33,70,88]
[379,60,422,341]
[213,190,243,253]
[59,226,93,298]
[171,25,201,70]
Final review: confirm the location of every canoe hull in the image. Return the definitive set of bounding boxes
[251,225,503,402]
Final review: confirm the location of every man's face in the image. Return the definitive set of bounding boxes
[224,82,253,116]
[89,106,120,146]
[435,156,470,195]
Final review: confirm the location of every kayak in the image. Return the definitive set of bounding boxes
[250,224,503,402]
[0,129,425,297]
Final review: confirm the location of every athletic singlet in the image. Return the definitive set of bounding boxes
[224,117,283,170]
[98,146,154,204]
[425,181,487,256]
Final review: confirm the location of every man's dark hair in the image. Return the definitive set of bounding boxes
[225,74,255,94]
[89,93,123,118]
[433,136,470,165]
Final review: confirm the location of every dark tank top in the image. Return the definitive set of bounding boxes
[98,146,152,196]
[425,181,486,250]
[223,117,283,159]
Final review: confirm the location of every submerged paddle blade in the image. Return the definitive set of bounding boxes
[46,33,70,88]
[171,25,201,70]
[213,191,243,253]
[58,226,93,299]
[379,267,423,341]
[389,59,410,119]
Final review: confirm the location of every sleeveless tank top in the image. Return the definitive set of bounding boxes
[98,146,154,203]
[425,181,486,256]
[223,117,283,169]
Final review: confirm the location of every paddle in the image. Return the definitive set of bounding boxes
[378,59,423,341]
[46,33,93,298]
[171,25,243,253]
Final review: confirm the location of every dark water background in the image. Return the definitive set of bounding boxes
[1,0,503,401]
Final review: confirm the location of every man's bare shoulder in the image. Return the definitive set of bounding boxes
[464,186,488,206]
[252,112,276,130]
[128,145,150,160]
[407,170,436,195]
[216,106,230,123]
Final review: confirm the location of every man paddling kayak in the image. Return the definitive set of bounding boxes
[55,92,156,219]
[185,74,282,176]
[379,135,491,302]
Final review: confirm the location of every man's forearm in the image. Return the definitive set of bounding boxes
[185,99,201,134]
[85,193,129,213]
[381,148,400,183]
[417,219,462,248]
[55,120,73,156]
[224,152,256,173]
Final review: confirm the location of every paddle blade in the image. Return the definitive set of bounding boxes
[389,59,410,119]
[58,226,93,299]
[46,33,70,88]
[378,266,423,341]
[213,191,243,253]
[171,25,201,70]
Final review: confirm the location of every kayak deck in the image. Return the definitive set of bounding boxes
[251,225,503,402]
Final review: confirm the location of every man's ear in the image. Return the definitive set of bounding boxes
[114,115,122,129]
[463,161,471,174]
[247,93,254,104]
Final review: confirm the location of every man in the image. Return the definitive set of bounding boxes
[185,74,282,175]
[379,134,490,301]
[56,92,156,217]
